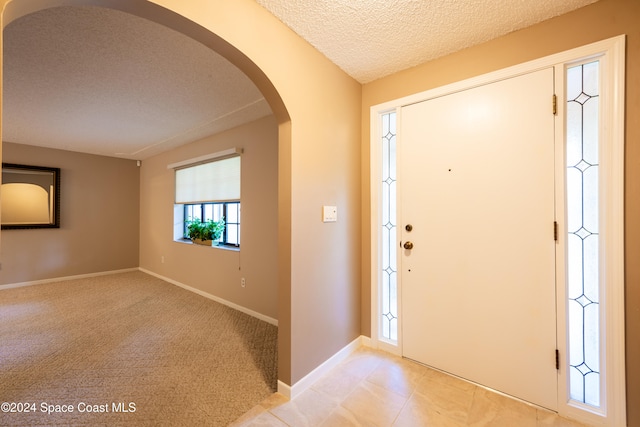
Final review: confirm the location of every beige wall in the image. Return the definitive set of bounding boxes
[139,115,279,320]
[134,0,363,386]
[0,142,139,285]
[150,0,362,385]
[361,0,639,423]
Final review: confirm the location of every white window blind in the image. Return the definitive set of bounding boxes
[175,156,240,204]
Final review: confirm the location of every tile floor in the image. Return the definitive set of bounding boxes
[232,347,589,427]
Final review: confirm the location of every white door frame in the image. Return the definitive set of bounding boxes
[369,35,626,427]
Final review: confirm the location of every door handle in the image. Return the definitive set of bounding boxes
[403,241,414,250]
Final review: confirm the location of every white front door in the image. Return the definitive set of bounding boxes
[400,68,558,410]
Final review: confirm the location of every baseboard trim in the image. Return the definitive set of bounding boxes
[277,381,292,398]
[277,335,369,399]
[139,268,278,326]
[0,268,139,290]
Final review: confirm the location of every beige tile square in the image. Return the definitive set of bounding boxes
[393,392,467,427]
[341,380,408,426]
[319,406,370,427]
[413,372,476,423]
[467,387,537,427]
[312,365,364,403]
[230,408,290,427]
[420,367,477,393]
[338,347,387,380]
[269,388,337,427]
[366,356,427,397]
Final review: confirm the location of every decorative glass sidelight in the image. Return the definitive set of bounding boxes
[566,61,600,407]
[381,112,398,342]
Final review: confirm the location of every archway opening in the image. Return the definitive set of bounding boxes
[0,0,293,409]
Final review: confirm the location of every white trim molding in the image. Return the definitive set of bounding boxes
[370,35,626,427]
[139,268,277,326]
[0,267,139,290]
[167,147,242,170]
[277,335,370,400]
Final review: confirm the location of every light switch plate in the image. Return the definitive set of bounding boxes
[323,205,337,222]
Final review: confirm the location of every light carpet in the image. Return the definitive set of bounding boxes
[0,271,278,426]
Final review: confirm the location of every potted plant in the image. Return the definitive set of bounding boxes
[185,217,225,246]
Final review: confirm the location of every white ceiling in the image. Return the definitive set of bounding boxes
[3,1,598,160]
[3,6,271,160]
[255,0,599,84]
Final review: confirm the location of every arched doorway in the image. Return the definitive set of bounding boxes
[0,0,292,387]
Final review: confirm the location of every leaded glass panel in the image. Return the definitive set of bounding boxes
[566,61,600,407]
[381,112,398,342]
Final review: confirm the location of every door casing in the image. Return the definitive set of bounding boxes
[369,35,626,427]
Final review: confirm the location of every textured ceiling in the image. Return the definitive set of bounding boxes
[3,6,271,160]
[3,1,599,160]
[255,0,599,83]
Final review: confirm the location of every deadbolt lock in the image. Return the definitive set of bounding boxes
[405,224,413,232]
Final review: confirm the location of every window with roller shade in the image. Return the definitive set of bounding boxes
[174,155,241,247]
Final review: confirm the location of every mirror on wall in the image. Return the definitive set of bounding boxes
[1,163,60,229]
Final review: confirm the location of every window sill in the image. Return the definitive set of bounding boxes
[174,238,240,252]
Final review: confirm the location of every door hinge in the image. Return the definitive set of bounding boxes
[554,221,558,241]
[552,94,558,115]
[556,349,560,370]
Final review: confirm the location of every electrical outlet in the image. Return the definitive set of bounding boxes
[241,278,246,288]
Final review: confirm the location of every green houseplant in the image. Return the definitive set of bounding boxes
[185,217,225,246]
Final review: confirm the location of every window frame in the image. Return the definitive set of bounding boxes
[182,201,241,248]
[169,147,243,251]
